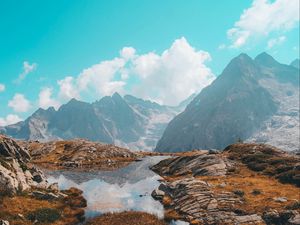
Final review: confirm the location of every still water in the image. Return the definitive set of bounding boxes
[46,156,168,219]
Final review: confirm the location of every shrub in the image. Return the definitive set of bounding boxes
[247,162,268,172]
[285,201,300,210]
[251,189,261,195]
[26,208,61,223]
[233,190,245,197]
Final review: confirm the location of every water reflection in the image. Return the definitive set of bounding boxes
[46,156,167,218]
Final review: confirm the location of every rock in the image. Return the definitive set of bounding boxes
[274,197,288,202]
[32,191,59,200]
[0,220,9,225]
[289,212,300,225]
[0,135,30,162]
[263,210,298,225]
[151,153,233,177]
[48,182,59,192]
[32,172,43,183]
[152,178,264,224]
[235,214,263,224]
[0,136,47,195]
[218,182,226,188]
[151,188,165,200]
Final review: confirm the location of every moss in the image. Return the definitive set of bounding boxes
[26,208,61,224]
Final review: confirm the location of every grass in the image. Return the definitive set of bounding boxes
[85,211,168,225]
[26,208,61,224]
[0,188,85,225]
[224,143,300,187]
[200,164,300,214]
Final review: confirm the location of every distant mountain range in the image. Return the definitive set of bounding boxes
[1,53,299,152]
[0,93,191,151]
[155,53,299,152]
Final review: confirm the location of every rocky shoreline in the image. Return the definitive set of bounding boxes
[0,135,86,225]
[151,144,300,225]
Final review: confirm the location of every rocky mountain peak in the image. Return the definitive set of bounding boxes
[255,52,279,67]
[290,58,300,69]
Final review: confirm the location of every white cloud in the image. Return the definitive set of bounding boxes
[16,61,37,83]
[8,93,31,113]
[77,57,126,97]
[218,44,226,50]
[57,76,80,100]
[0,83,5,92]
[120,47,136,60]
[56,37,214,106]
[38,87,60,110]
[227,0,299,48]
[267,35,286,49]
[131,37,215,105]
[0,114,22,126]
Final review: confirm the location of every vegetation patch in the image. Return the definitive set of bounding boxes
[85,211,167,225]
[26,208,61,224]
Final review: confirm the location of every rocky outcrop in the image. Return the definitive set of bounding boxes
[151,143,300,225]
[21,138,139,170]
[151,152,234,177]
[152,178,264,224]
[0,135,47,195]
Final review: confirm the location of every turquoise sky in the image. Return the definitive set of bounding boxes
[0,0,299,124]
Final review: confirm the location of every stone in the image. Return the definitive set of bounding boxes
[0,220,9,225]
[32,191,59,200]
[48,182,59,192]
[151,153,233,177]
[274,197,288,202]
[289,212,300,225]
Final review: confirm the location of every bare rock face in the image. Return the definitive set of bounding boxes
[0,135,30,162]
[0,135,47,195]
[151,153,234,177]
[152,178,263,224]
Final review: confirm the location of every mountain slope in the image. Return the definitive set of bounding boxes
[290,58,300,69]
[1,93,192,151]
[155,53,299,152]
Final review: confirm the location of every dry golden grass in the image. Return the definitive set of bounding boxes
[200,164,300,214]
[85,211,167,225]
[0,188,86,225]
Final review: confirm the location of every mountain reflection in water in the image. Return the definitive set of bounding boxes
[46,156,168,218]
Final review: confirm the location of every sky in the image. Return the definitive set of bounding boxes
[0,0,299,126]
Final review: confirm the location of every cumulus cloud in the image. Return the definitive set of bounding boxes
[0,114,22,126]
[57,76,80,100]
[57,37,214,106]
[131,37,215,105]
[38,87,60,109]
[77,57,126,97]
[227,0,299,48]
[15,61,37,83]
[0,83,5,92]
[8,93,31,113]
[120,47,136,60]
[267,36,286,49]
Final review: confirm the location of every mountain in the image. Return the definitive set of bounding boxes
[0,93,193,151]
[155,52,299,152]
[290,59,300,69]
